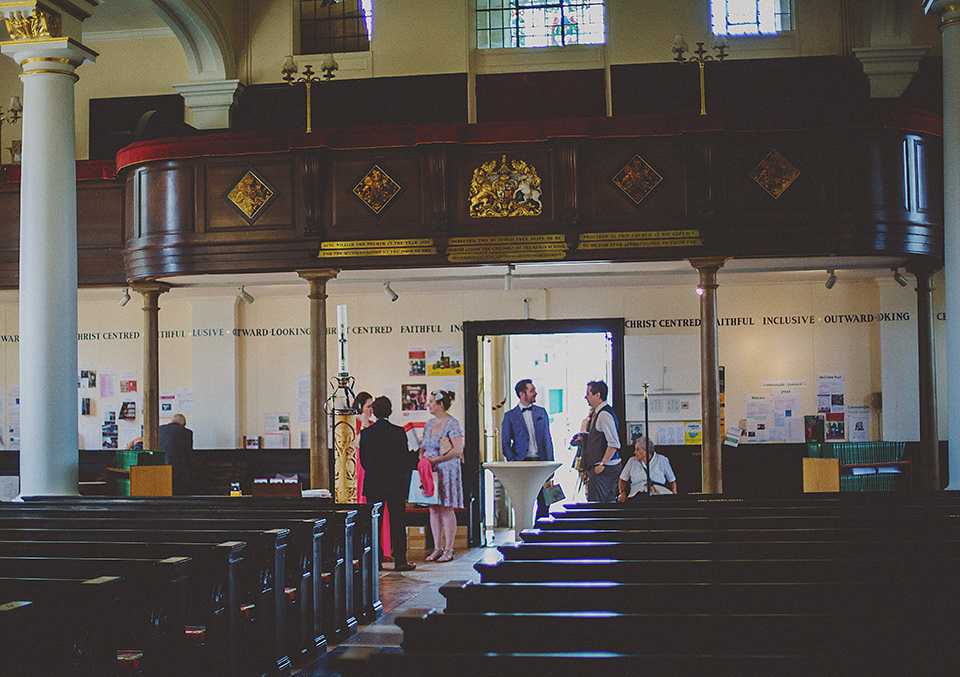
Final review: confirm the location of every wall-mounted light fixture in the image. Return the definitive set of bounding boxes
[696,285,704,296]
[504,264,514,291]
[118,288,130,307]
[825,269,837,290]
[892,268,908,287]
[238,286,254,304]
[384,282,398,302]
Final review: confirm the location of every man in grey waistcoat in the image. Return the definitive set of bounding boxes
[580,380,621,502]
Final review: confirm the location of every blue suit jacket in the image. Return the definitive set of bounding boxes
[501,404,554,461]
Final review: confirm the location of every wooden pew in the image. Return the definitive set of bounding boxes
[0,539,243,677]
[0,555,190,677]
[0,575,126,677]
[16,497,365,641]
[23,495,382,624]
[0,522,290,677]
[0,506,338,659]
[390,607,943,673]
[330,645,841,677]
[498,538,960,561]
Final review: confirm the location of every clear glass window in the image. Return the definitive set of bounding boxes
[477,1,606,49]
[300,0,373,54]
[711,0,792,36]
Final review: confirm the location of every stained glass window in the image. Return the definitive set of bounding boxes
[711,0,792,36]
[300,0,373,54]
[477,1,605,50]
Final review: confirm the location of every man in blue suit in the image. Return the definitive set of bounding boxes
[501,379,555,518]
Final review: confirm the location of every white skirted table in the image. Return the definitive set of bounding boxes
[484,461,562,536]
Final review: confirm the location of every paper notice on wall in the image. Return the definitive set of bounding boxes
[724,427,743,447]
[847,404,871,442]
[263,431,290,449]
[825,412,846,442]
[768,418,788,442]
[818,374,845,414]
[786,416,806,443]
[408,347,426,377]
[657,425,684,446]
[297,373,311,425]
[8,386,19,450]
[101,407,118,450]
[118,420,141,450]
[80,420,99,451]
[159,391,176,419]
[426,345,463,376]
[177,387,193,413]
[772,390,800,418]
[79,363,96,389]
[684,421,702,445]
[266,413,290,433]
[744,394,772,419]
[300,429,310,448]
[746,415,768,443]
[119,370,138,394]
[99,365,116,399]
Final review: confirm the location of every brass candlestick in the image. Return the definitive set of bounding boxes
[281,54,338,133]
[0,97,22,164]
[672,35,729,116]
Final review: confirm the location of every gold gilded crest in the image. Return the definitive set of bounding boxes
[469,155,542,218]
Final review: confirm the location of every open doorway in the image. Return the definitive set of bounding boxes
[463,319,625,546]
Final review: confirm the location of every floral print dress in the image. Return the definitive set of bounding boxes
[421,415,464,508]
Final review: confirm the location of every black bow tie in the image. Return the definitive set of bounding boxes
[520,407,532,412]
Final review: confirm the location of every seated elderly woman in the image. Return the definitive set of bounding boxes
[617,437,677,502]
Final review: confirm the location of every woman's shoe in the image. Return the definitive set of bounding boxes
[424,548,443,561]
[436,549,455,562]
[394,562,416,572]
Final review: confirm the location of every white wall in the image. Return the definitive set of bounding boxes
[0,274,939,452]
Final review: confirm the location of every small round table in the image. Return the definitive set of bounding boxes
[484,461,562,536]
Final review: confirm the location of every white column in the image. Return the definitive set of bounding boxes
[925,1,960,488]
[0,37,96,496]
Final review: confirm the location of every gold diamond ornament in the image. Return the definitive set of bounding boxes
[225,169,277,224]
[750,149,800,199]
[612,154,663,205]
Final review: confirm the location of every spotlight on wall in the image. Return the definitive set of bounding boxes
[504,264,514,291]
[696,286,704,297]
[825,269,837,290]
[384,282,398,302]
[892,268,909,287]
[238,286,254,304]
[118,288,130,307]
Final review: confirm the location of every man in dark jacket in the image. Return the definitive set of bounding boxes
[359,396,415,571]
[157,413,193,495]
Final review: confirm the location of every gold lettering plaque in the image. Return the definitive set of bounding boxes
[579,230,702,250]
[447,234,566,263]
[316,238,437,259]
[469,155,542,218]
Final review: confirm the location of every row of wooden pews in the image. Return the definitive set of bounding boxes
[0,495,384,677]
[332,492,960,676]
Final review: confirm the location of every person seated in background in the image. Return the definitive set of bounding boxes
[617,437,677,502]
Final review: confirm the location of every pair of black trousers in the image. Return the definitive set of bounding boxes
[368,494,409,565]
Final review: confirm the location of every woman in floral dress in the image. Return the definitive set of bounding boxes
[419,389,463,562]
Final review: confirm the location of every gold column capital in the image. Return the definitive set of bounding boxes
[688,256,728,271]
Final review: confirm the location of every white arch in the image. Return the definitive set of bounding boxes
[150,0,235,81]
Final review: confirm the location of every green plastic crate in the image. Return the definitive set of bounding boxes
[113,449,165,470]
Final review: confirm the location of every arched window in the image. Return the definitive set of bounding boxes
[299,0,373,54]
[711,0,792,36]
[477,0,606,50]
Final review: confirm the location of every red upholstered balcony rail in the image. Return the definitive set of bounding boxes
[0,160,117,182]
